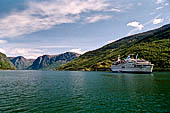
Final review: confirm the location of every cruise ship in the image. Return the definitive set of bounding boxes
[111,54,154,73]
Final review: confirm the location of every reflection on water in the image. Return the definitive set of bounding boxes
[0,71,170,112]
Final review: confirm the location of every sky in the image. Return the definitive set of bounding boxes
[0,0,170,59]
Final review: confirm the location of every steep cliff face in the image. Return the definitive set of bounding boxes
[59,24,170,71]
[8,56,34,70]
[29,52,80,70]
[0,52,16,70]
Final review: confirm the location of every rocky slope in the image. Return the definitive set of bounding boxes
[8,56,34,70]
[29,52,80,70]
[59,24,170,71]
[0,52,16,70]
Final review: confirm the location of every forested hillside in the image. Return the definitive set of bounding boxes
[59,24,170,71]
[0,52,16,70]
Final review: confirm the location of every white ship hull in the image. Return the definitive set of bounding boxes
[111,64,153,73]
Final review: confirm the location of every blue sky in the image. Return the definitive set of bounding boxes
[0,0,170,59]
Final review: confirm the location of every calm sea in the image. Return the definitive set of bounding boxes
[0,71,170,112]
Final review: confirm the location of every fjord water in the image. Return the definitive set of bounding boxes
[0,71,170,112]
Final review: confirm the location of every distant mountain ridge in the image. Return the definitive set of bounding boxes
[0,52,16,70]
[29,52,80,70]
[8,56,34,70]
[59,23,170,71]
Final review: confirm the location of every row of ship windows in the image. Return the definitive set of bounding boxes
[121,65,143,68]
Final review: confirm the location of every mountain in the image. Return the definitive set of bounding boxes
[59,24,170,71]
[8,56,34,70]
[29,52,80,70]
[0,52,16,70]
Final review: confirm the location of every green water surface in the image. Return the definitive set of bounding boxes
[0,71,170,112]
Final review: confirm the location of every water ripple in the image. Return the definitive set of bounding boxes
[0,71,170,112]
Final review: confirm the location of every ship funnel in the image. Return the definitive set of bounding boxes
[117,55,121,62]
[136,54,138,59]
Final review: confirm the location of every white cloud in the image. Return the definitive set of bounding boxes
[126,15,164,36]
[156,0,164,4]
[0,0,110,38]
[106,8,121,12]
[165,3,169,6]
[0,40,8,44]
[70,48,87,54]
[137,2,142,6]
[85,15,112,23]
[107,40,116,44]
[127,21,144,30]
[0,48,6,53]
[0,48,43,59]
[156,7,163,10]
[153,18,164,24]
